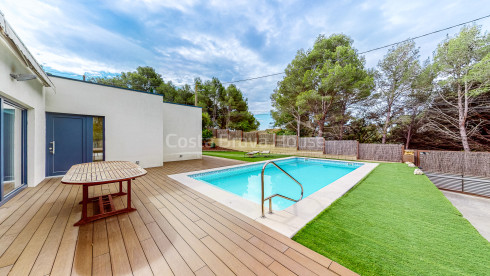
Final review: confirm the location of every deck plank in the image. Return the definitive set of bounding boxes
[0,157,355,276]
[29,185,80,276]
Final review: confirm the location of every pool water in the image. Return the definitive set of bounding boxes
[191,158,362,210]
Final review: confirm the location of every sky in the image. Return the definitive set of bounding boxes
[1,0,489,129]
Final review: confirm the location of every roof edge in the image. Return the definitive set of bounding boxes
[0,11,55,89]
[50,74,202,109]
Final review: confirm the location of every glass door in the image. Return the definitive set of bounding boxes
[1,99,27,204]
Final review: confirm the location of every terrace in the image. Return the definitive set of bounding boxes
[0,156,355,275]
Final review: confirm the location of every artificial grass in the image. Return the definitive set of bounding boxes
[203,150,290,162]
[293,163,490,276]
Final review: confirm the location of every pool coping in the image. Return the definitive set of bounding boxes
[169,156,379,237]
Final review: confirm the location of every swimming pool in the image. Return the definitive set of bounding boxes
[190,157,363,210]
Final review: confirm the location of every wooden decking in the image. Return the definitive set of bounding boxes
[0,156,357,275]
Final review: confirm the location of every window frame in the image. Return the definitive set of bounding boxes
[0,98,28,206]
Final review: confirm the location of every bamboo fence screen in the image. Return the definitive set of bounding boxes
[325,140,358,156]
[358,143,403,162]
[419,151,490,178]
[275,135,297,148]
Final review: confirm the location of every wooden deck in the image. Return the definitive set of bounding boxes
[0,156,357,275]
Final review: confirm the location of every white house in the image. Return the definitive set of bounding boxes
[0,12,201,205]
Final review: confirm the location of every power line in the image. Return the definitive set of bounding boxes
[222,14,490,84]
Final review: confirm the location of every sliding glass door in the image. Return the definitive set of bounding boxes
[0,98,27,204]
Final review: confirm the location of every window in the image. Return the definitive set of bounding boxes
[1,99,27,203]
[93,116,104,161]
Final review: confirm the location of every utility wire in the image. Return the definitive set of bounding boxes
[222,14,490,84]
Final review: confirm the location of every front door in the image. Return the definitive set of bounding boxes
[46,113,93,176]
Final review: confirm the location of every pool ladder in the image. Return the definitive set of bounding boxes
[261,161,304,218]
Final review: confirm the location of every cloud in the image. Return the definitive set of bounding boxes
[1,0,489,117]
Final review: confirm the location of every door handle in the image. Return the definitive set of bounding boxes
[49,141,55,154]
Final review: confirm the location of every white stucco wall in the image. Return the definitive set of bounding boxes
[0,35,49,187]
[162,102,202,162]
[46,77,164,168]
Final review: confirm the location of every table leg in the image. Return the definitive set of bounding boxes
[127,179,132,209]
[75,186,89,226]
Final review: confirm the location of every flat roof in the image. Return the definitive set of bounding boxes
[49,74,202,109]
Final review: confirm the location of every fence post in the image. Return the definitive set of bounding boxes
[227,129,230,140]
[256,132,259,145]
[241,130,244,142]
[274,133,277,147]
[401,144,405,163]
[356,141,360,160]
[323,138,326,155]
[296,136,299,151]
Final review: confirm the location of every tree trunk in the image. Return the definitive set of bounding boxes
[458,82,471,152]
[296,117,301,139]
[405,126,412,149]
[338,104,346,140]
[381,106,392,144]
[317,117,325,137]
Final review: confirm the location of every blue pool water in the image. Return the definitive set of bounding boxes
[191,158,363,210]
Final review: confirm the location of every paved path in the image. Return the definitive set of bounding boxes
[442,191,490,241]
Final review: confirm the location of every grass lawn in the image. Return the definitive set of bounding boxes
[293,163,490,275]
[203,150,290,162]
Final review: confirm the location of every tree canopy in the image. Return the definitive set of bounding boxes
[90,67,259,132]
[272,25,489,151]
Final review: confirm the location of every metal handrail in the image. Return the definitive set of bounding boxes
[261,161,304,218]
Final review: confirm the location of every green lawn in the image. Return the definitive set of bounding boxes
[293,163,490,275]
[203,150,290,162]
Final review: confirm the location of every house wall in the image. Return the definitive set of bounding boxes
[162,102,202,162]
[46,77,165,168]
[0,34,49,187]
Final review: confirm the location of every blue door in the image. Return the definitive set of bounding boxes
[46,113,93,176]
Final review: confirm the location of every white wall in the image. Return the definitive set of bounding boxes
[162,102,202,162]
[0,36,48,187]
[46,77,164,168]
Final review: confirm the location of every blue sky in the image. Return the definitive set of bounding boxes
[1,0,489,121]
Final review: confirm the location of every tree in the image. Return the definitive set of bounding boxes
[344,117,380,143]
[272,34,372,138]
[374,40,420,144]
[197,77,258,131]
[298,34,373,137]
[397,59,435,148]
[91,67,259,131]
[430,25,489,151]
[92,66,164,92]
[271,49,310,137]
[221,84,259,131]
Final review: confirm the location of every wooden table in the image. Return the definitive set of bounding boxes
[61,161,147,226]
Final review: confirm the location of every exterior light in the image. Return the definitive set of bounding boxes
[10,73,37,81]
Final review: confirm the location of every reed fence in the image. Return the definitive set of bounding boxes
[258,133,274,145]
[298,137,324,151]
[359,143,403,162]
[243,132,257,142]
[216,129,228,138]
[325,140,357,156]
[228,130,242,140]
[419,151,490,178]
[275,135,297,148]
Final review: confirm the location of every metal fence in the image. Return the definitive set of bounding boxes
[419,151,490,198]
